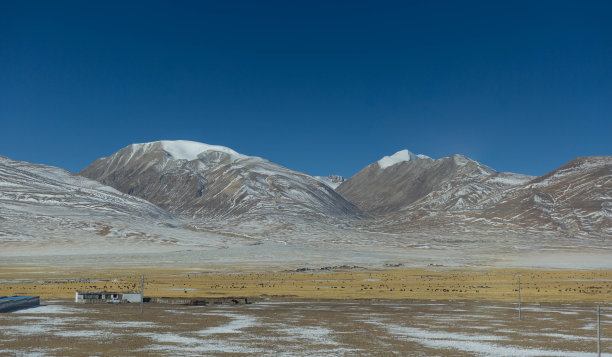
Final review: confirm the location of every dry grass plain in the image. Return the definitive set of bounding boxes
[1,265,612,303]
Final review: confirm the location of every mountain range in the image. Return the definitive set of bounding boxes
[1,140,610,256]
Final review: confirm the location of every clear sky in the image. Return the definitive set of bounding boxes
[1,1,610,177]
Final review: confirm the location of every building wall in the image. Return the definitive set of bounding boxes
[75,291,141,304]
[122,293,142,303]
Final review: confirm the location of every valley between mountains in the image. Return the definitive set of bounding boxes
[1,140,610,269]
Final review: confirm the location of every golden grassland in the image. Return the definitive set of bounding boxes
[2,265,612,303]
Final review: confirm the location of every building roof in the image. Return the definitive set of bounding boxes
[0,296,37,303]
[76,291,140,294]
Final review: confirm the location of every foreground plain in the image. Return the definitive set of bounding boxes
[1,300,611,356]
[2,260,612,356]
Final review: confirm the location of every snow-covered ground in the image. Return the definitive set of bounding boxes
[3,235,612,270]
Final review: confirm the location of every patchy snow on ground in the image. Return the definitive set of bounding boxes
[2,301,610,356]
[196,313,258,335]
[53,330,118,339]
[12,305,84,315]
[137,331,266,355]
[275,325,337,345]
[384,325,598,357]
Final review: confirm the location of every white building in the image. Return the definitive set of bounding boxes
[75,291,142,304]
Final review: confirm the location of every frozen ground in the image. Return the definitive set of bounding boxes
[2,240,612,271]
[0,300,610,356]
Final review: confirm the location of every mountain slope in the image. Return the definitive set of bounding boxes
[353,153,611,238]
[79,140,363,220]
[314,175,345,189]
[480,156,612,235]
[0,155,244,254]
[337,150,529,215]
[0,155,169,219]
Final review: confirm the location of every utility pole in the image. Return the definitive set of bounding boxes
[597,305,601,357]
[518,275,521,321]
[140,275,144,314]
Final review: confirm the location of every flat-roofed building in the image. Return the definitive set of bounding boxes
[0,296,40,312]
[75,291,142,304]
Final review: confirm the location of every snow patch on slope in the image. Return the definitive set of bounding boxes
[377,150,429,169]
[314,175,345,189]
[487,172,535,186]
[159,140,244,161]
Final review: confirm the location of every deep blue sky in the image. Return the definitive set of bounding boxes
[1,1,610,177]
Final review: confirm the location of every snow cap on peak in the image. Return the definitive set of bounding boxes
[451,154,471,165]
[377,149,429,169]
[156,140,243,161]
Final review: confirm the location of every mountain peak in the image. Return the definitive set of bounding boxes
[377,149,430,169]
[80,140,362,220]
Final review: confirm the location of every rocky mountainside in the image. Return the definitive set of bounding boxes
[337,150,533,215]
[342,150,610,238]
[79,140,363,220]
[0,155,210,254]
[0,154,266,255]
[479,156,612,236]
[0,155,170,219]
[314,175,345,189]
[1,145,610,261]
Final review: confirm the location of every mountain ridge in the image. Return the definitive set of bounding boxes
[79,140,364,220]
[1,142,609,259]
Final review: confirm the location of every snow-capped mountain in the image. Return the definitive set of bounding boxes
[79,140,363,220]
[337,150,526,214]
[376,149,431,169]
[342,150,610,238]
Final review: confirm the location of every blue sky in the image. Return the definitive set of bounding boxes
[1,1,610,177]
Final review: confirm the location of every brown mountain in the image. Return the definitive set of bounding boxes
[79,140,363,220]
[479,156,612,236]
[343,150,610,238]
[337,150,532,215]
